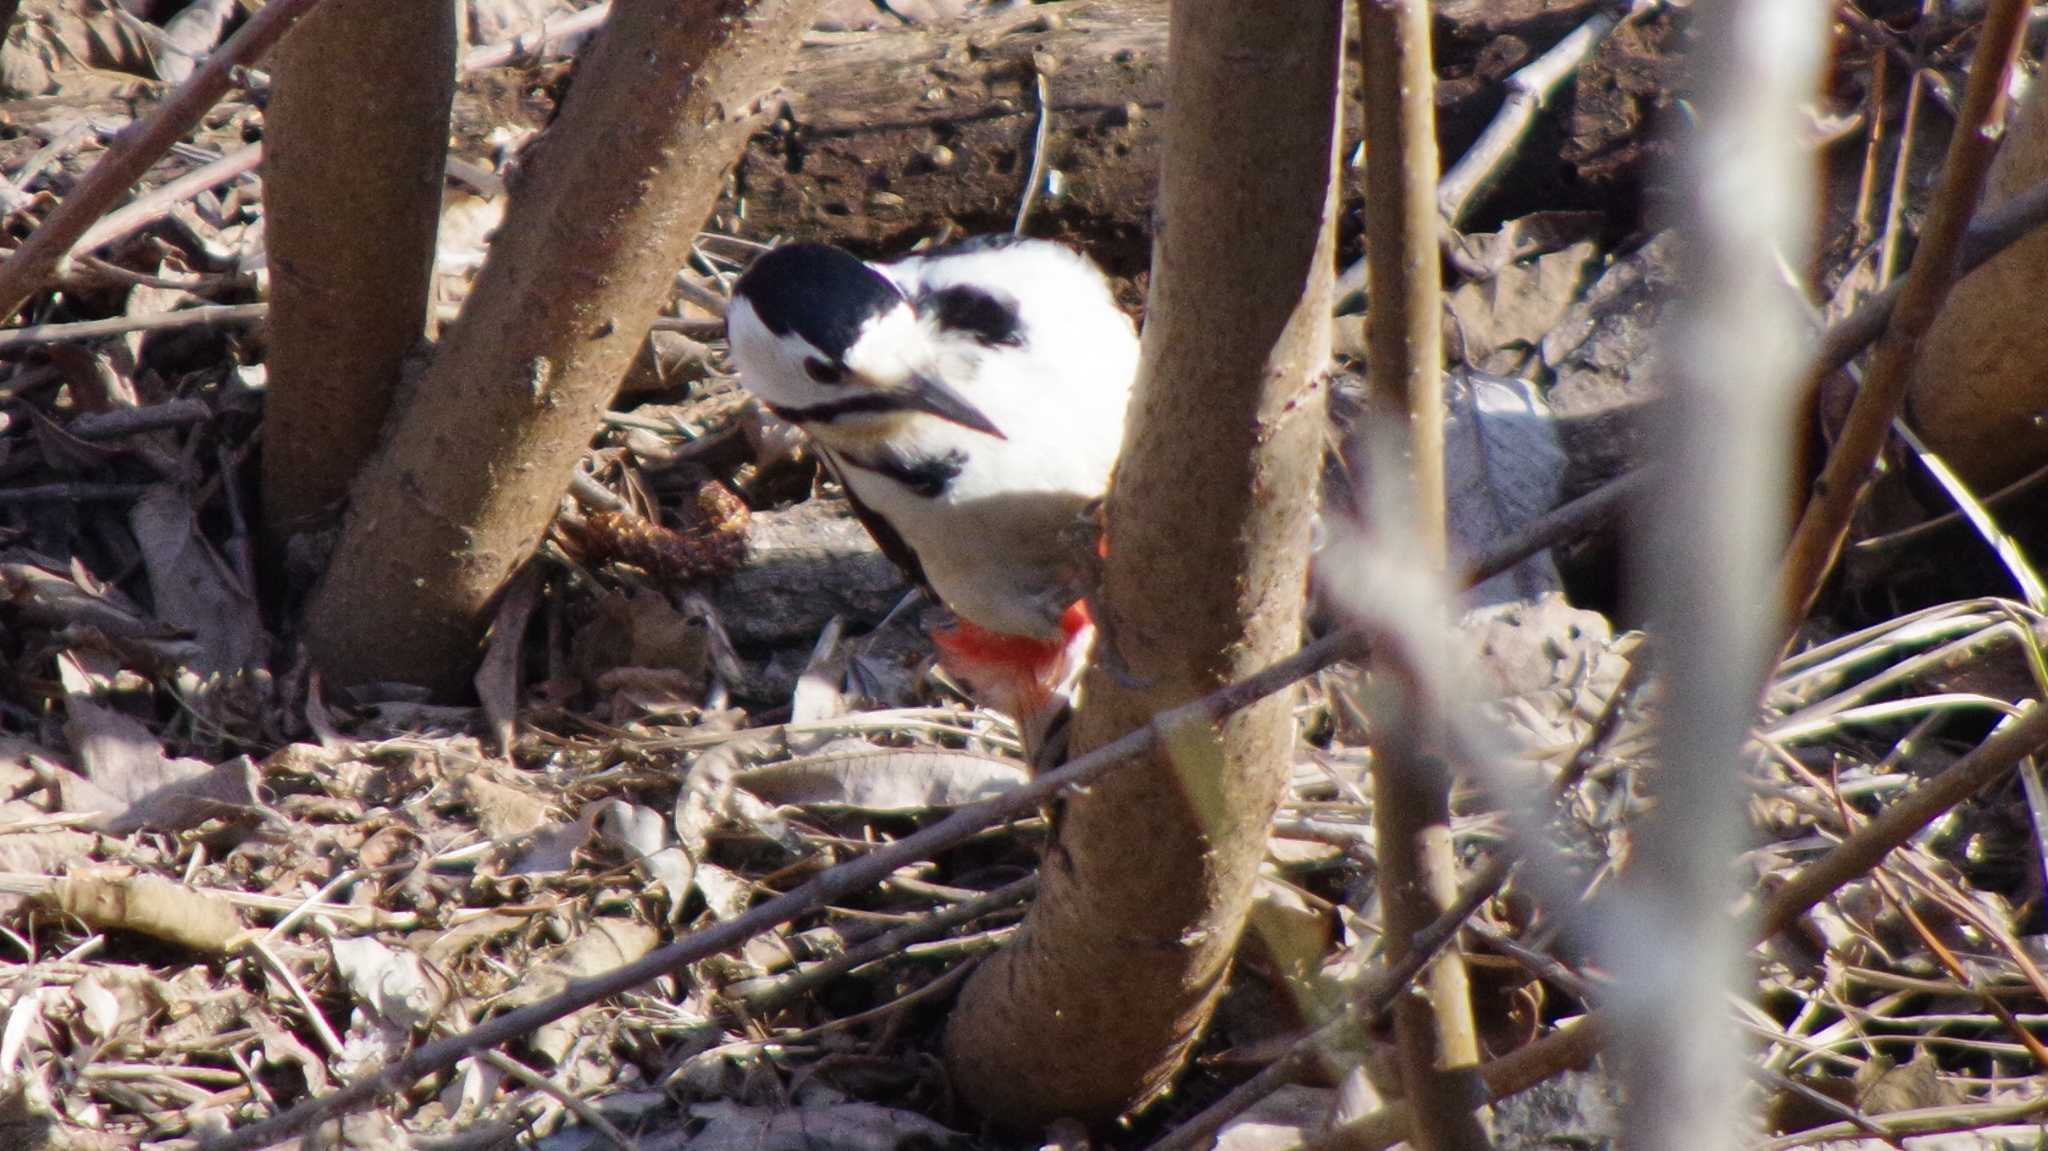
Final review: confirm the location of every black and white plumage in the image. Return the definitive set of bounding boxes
[725,237,1140,643]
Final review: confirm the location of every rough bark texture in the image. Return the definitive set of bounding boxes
[260,0,455,539]
[942,0,1341,1127]
[1906,46,2048,491]
[704,501,908,646]
[303,0,823,693]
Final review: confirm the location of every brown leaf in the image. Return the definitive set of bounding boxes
[45,873,244,955]
[495,918,660,1066]
[686,1101,966,1151]
[0,562,195,660]
[453,771,553,842]
[58,652,265,832]
[475,565,541,757]
[130,486,267,676]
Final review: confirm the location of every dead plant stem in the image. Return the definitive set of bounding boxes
[1779,0,2031,625]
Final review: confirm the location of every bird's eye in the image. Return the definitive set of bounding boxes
[804,358,846,385]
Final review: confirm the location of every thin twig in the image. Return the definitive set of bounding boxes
[68,398,212,440]
[1337,4,1647,304]
[725,875,1036,1013]
[1779,0,2031,624]
[1850,48,1885,248]
[1891,420,2048,609]
[1463,468,1647,585]
[478,1051,639,1151]
[1822,174,2048,374]
[0,0,326,322]
[1360,0,1480,1143]
[1303,1018,1606,1151]
[1013,69,1053,235]
[1751,1093,2048,1151]
[1850,456,2048,556]
[201,630,1368,1151]
[1877,68,1926,288]
[1760,701,2048,937]
[240,938,346,1060]
[73,143,262,255]
[1436,10,1620,226]
[0,303,267,349]
[1310,695,2048,1151]
[0,482,154,503]
[461,3,612,71]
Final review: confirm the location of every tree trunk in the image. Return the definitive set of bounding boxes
[261,1,456,540]
[302,0,823,694]
[942,0,1341,1128]
[1907,40,2048,491]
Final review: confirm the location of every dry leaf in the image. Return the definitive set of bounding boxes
[453,771,553,842]
[686,1100,966,1151]
[738,740,1027,812]
[58,656,266,832]
[130,485,266,676]
[1445,370,1567,606]
[476,565,541,756]
[330,936,449,1034]
[495,918,660,1066]
[45,873,243,955]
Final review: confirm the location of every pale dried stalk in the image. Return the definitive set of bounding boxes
[1358,0,1485,1147]
[1608,1,1828,1148]
[1436,9,1619,226]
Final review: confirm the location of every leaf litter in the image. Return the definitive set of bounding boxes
[0,1,2041,1149]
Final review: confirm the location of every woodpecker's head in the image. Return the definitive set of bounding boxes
[727,243,1005,441]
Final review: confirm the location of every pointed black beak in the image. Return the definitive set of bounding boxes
[900,373,1006,440]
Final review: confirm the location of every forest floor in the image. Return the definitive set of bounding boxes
[0,1,2046,1149]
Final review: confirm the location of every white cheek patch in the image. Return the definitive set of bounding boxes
[840,303,924,386]
[728,300,847,409]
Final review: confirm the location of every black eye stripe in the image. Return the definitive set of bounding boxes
[805,357,846,385]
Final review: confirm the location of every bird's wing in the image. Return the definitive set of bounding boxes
[815,445,932,591]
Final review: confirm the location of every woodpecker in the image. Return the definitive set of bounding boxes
[724,236,1139,760]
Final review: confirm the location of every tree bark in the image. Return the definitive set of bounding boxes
[942,0,1341,1128]
[1906,38,2048,491]
[261,0,456,540]
[302,0,823,693]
